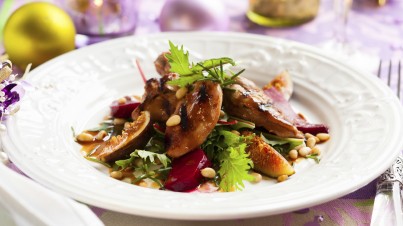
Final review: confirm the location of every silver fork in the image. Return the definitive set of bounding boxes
[371,60,403,226]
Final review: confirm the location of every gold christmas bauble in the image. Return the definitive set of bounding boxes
[3,2,76,69]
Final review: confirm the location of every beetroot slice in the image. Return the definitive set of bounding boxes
[110,100,140,118]
[263,87,329,135]
[296,124,329,135]
[164,148,211,192]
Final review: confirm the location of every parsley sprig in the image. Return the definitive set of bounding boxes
[202,127,254,191]
[166,41,244,87]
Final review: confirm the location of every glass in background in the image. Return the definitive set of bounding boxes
[58,0,139,45]
[246,0,320,27]
[320,0,378,73]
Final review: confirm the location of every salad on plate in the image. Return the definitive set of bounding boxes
[75,41,330,192]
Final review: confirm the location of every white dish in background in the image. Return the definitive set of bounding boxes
[2,32,403,220]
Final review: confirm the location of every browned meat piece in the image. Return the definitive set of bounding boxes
[243,131,294,178]
[91,111,153,163]
[165,81,223,158]
[132,73,179,122]
[223,77,303,138]
[154,52,171,76]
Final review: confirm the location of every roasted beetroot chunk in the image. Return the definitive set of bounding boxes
[164,148,211,192]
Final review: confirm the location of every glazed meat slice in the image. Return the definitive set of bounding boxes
[165,81,223,158]
[223,77,303,138]
[154,52,171,76]
[132,73,179,122]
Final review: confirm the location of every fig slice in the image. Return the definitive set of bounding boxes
[164,148,211,192]
[90,111,153,163]
[263,71,293,101]
[243,131,295,178]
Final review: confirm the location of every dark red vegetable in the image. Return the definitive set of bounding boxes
[263,87,329,135]
[110,100,140,118]
[296,124,329,135]
[164,148,211,192]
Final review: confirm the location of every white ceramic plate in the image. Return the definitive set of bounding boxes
[2,32,403,220]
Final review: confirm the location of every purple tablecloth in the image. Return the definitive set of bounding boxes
[2,0,403,225]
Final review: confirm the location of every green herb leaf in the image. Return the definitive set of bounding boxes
[218,144,254,192]
[166,41,193,75]
[306,154,320,163]
[260,133,304,156]
[115,155,136,169]
[191,57,235,73]
[134,150,170,168]
[166,41,244,88]
[85,156,112,168]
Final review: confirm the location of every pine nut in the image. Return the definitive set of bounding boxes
[113,118,126,125]
[251,172,262,183]
[220,110,226,118]
[311,146,321,155]
[306,137,316,148]
[76,132,94,142]
[110,171,123,179]
[175,87,188,99]
[316,133,330,142]
[289,149,298,159]
[277,175,288,182]
[166,114,181,127]
[294,144,305,151]
[134,158,143,167]
[117,97,127,105]
[201,167,216,178]
[305,133,314,139]
[298,147,311,157]
[122,177,132,183]
[139,181,148,187]
[231,130,240,136]
[95,130,107,140]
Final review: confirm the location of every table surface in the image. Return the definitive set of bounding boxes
[2,0,403,225]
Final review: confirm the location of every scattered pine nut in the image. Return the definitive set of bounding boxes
[110,171,123,179]
[294,144,306,151]
[175,87,188,99]
[306,137,316,148]
[121,177,132,183]
[113,118,126,125]
[166,114,181,126]
[220,110,226,118]
[76,132,94,142]
[138,181,148,187]
[298,147,311,157]
[231,130,240,136]
[277,175,288,182]
[305,133,314,139]
[201,167,216,178]
[250,172,262,183]
[95,130,107,140]
[316,133,330,142]
[311,146,321,155]
[289,149,298,160]
[117,97,127,105]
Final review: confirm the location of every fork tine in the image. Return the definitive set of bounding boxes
[377,60,382,78]
[398,60,401,99]
[388,60,392,87]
